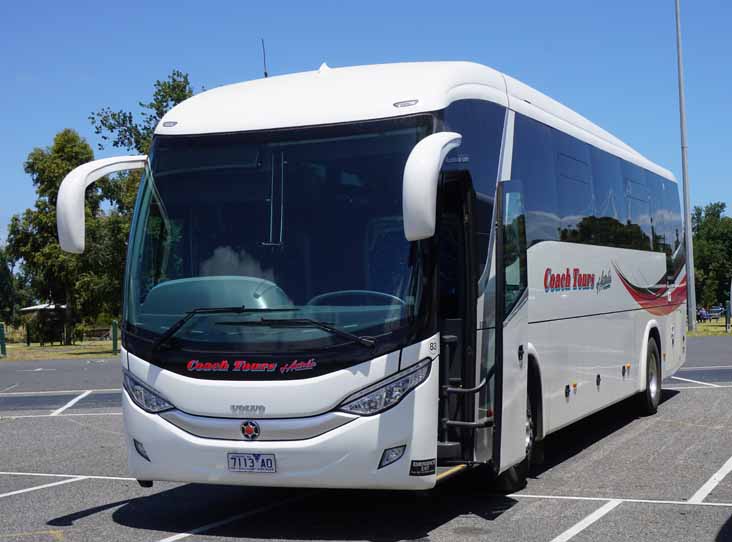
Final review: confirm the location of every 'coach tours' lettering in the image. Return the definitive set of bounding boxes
[186,358,317,374]
[544,267,596,293]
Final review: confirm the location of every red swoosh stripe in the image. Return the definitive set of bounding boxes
[613,264,686,316]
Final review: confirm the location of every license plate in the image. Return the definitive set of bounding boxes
[227,453,277,473]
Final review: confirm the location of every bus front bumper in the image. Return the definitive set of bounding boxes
[122,360,438,490]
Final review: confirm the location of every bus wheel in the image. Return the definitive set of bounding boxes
[495,393,534,493]
[639,338,661,415]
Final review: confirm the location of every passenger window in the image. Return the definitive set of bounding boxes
[627,198,653,250]
[662,179,685,278]
[512,115,559,247]
[620,161,651,250]
[514,112,671,253]
[502,186,527,314]
[623,162,648,199]
[554,132,594,240]
[645,172,667,253]
[591,147,627,225]
[557,173,594,242]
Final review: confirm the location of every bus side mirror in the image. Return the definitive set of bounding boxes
[402,132,462,241]
[57,155,147,253]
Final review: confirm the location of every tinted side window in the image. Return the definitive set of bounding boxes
[569,147,629,247]
[512,114,559,247]
[514,113,672,254]
[591,147,627,224]
[623,161,652,250]
[663,179,685,278]
[554,130,594,241]
[646,171,668,254]
[443,100,506,273]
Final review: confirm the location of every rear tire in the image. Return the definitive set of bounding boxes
[639,338,661,415]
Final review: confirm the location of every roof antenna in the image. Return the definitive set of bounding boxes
[261,38,269,78]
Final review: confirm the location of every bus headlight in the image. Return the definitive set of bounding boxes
[339,358,432,416]
[123,371,174,413]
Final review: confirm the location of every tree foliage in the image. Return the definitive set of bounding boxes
[3,71,196,342]
[692,202,732,308]
[87,68,196,265]
[89,69,194,155]
[6,130,96,340]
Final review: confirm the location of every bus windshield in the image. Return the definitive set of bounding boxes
[124,115,434,354]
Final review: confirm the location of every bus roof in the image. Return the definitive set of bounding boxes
[156,61,675,182]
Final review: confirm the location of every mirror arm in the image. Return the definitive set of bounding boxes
[57,155,147,253]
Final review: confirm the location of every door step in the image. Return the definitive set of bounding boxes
[437,441,462,459]
[435,464,470,483]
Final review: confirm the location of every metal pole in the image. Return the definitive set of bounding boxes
[675,0,696,331]
[0,323,6,357]
[112,320,119,355]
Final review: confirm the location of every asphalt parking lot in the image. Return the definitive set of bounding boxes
[2,337,732,541]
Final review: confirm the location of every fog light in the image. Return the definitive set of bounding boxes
[378,445,406,469]
[133,438,150,462]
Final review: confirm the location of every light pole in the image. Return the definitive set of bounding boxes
[674,0,696,331]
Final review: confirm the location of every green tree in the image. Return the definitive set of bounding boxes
[6,130,95,342]
[4,71,196,341]
[83,69,196,317]
[90,69,194,156]
[693,202,732,308]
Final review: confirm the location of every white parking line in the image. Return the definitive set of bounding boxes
[663,385,732,390]
[50,390,93,416]
[156,493,313,542]
[680,365,732,371]
[670,376,720,387]
[688,455,732,504]
[0,476,87,499]
[0,471,134,481]
[0,388,121,397]
[0,383,18,392]
[515,493,732,508]
[1,412,122,419]
[3,467,732,516]
[4,468,732,511]
[549,499,622,542]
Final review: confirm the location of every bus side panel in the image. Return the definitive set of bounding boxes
[672,302,687,374]
[528,241,678,434]
[660,296,687,379]
[636,270,687,387]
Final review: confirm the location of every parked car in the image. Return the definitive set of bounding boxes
[710,306,724,320]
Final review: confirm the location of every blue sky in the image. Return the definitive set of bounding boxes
[1,0,729,243]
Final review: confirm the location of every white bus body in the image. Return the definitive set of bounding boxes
[57,61,686,490]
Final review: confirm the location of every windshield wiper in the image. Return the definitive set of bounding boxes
[216,318,375,349]
[151,306,297,352]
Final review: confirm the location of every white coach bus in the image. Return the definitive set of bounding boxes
[56,61,686,491]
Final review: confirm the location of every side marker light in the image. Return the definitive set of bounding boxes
[379,445,406,469]
[133,439,151,462]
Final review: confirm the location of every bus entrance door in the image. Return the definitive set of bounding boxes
[436,172,479,463]
[491,179,529,473]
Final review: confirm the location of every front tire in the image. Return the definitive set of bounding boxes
[494,392,535,493]
[639,338,661,415]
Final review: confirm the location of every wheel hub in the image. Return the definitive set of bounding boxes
[649,353,659,401]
